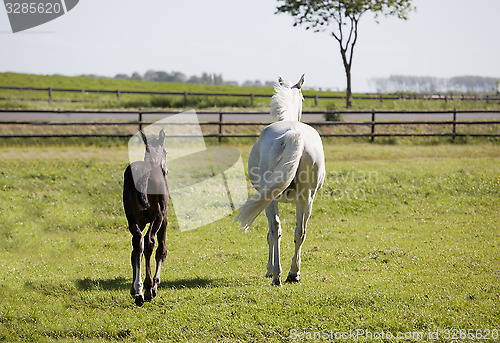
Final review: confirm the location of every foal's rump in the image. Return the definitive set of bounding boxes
[124,161,167,211]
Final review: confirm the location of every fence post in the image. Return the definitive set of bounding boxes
[315,94,319,107]
[371,109,376,142]
[218,112,223,144]
[250,93,254,107]
[116,89,120,101]
[379,95,383,107]
[138,109,143,132]
[452,108,457,141]
[48,87,52,104]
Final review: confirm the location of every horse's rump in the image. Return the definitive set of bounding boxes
[236,126,305,231]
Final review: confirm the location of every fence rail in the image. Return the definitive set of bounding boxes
[0,109,499,142]
[1,86,500,106]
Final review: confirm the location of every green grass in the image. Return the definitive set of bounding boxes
[0,142,498,342]
[1,72,499,111]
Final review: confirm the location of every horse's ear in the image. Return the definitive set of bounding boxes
[278,76,284,86]
[295,74,305,89]
[159,129,165,144]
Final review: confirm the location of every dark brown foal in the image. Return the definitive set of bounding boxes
[123,129,169,306]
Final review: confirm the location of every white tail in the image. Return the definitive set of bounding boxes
[236,130,304,231]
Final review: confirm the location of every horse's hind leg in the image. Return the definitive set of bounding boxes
[265,229,274,278]
[286,194,312,283]
[152,217,168,298]
[265,200,282,286]
[129,222,145,306]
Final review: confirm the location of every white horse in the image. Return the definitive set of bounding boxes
[236,74,325,286]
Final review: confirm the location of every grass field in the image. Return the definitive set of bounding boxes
[0,141,498,342]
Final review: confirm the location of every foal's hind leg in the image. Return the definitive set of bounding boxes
[152,217,168,298]
[129,222,145,306]
[265,200,282,286]
[143,214,163,302]
[286,194,312,283]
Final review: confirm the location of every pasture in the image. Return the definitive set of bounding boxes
[0,142,499,342]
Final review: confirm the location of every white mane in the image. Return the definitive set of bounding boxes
[270,81,304,122]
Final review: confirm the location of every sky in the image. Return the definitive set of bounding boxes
[0,0,499,92]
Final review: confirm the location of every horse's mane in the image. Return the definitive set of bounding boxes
[270,81,303,122]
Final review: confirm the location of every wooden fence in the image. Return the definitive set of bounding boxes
[0,109,499,142]
[1,86,500,106]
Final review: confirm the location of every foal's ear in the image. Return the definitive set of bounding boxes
[295,74,305,89]
[140,130,149,149]
[278,76,284,86]
[159,129,166,143]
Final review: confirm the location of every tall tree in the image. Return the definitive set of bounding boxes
[276,0,414,107]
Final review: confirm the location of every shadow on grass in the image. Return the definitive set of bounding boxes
[160,276,234,289]
[76,277,129,291]
[75,276,237,291]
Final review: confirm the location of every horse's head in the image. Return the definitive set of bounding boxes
[270,74,305,122]
[141,129,168,175]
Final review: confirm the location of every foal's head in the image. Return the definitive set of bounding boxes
[141,129,167,175]
[270,74,305,122]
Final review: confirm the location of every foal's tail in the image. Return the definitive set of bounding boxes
[124,165,150,210]
[235,129,304,231]
[134,172,150,210]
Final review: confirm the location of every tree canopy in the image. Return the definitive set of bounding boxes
[277,0,413,31]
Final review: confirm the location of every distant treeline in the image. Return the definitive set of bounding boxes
[369,75,500,94]
[103,70,274,88]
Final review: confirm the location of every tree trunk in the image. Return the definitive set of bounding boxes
[345,67,352,108]
[340,49,353,108]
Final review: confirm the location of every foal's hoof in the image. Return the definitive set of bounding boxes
[271,279,282,287]
[134,294,144,307]
[144,286,158,302]
[285,274,301,283]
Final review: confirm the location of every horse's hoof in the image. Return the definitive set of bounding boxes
[134,294,144,306]
[285,274,301,283]
[144,290,152,302]
[265,272,273,278]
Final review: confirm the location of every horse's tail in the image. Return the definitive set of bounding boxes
[235,129,304,231]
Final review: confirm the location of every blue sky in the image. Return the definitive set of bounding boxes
[1,0,499,91]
